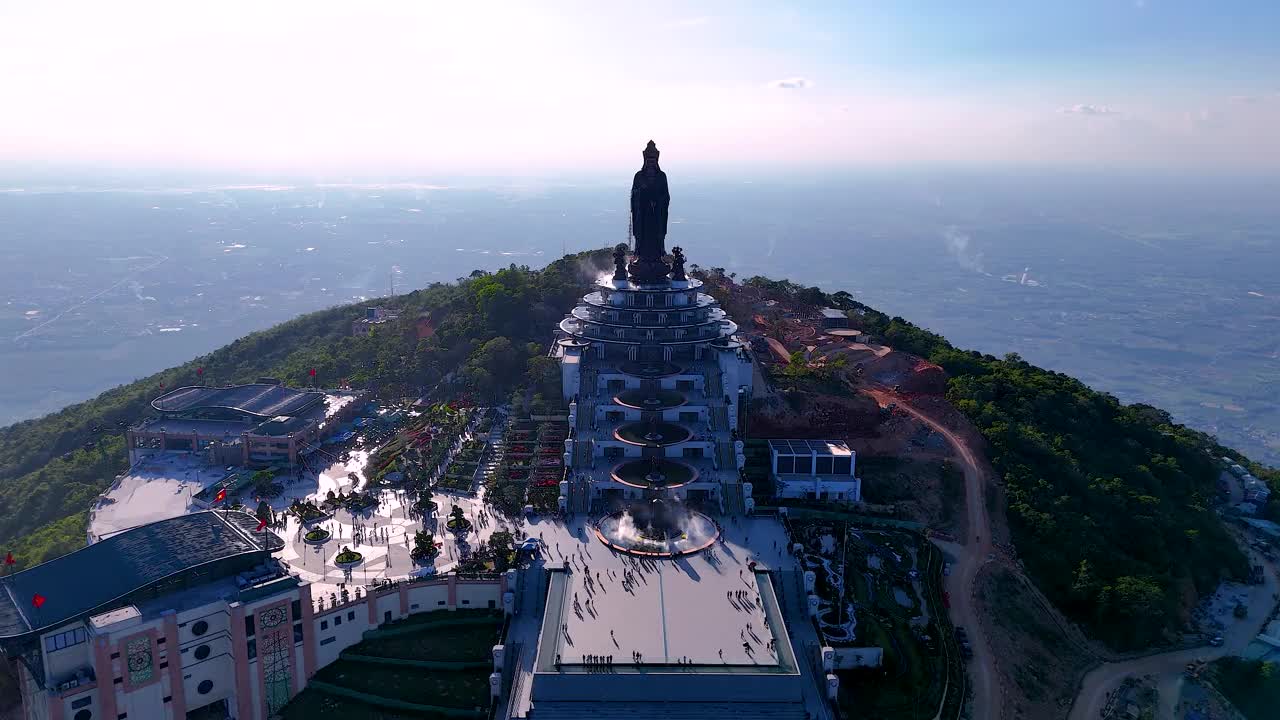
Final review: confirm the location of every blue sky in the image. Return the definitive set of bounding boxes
[1,0,1277,177]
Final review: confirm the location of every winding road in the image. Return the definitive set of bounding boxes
[1067,552,1278,720]
[864,387,1280,720]
[864,388,999,720]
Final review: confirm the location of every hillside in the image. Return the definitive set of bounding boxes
[0,251,606,568]
[718,273,1277,651]
[2,254,1277,654]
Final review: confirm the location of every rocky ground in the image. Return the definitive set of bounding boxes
[976,565,1095,720]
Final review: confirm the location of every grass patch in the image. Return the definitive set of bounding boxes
[313,663,490,710]
[353,618,502,662]
[281,690,433,719]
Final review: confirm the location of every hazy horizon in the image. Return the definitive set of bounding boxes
[4,1,1279,178]
[3,173,1277,467]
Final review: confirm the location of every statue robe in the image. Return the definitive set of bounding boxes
[630,169,670,259]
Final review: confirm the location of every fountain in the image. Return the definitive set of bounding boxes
[594,496,720,558]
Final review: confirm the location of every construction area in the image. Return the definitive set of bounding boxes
[702,275,964,530]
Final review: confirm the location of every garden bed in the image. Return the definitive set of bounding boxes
[334,548,364,568]
[527,485,559,512]
[435,474,474,491]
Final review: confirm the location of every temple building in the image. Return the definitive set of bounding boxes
[554,141,755,517]
[512,142,816,719]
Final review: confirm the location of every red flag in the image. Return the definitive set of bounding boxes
[256,518,267,532]
[308,368,316,377]
[32,594,45,609]
[197,367,204,376]
[4,552,14,566]
[214,488,227,504]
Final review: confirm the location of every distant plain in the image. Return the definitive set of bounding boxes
[2,172,1276,463]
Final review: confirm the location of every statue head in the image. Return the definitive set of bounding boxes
[642,140,660,171]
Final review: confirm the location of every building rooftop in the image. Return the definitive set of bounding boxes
[768,439,853,456]
[152,383,327,419]
[88,453,234,540]
[0,511,279,641]
[820,308,846,319]
[534,519,798,670]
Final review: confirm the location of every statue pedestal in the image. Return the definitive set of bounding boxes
[628,257,671,284]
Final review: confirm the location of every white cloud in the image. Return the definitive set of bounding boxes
[769,77,812,90]
[1059,104,1120,115]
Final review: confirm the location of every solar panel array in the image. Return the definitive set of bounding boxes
[153,384,326,419]
[766,439,851,456]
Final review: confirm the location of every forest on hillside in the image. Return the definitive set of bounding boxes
[743,274,1275,650]
[0,250,608,568]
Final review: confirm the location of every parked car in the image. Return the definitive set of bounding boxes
[1208,635,1224,647]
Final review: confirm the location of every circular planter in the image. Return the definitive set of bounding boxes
[334,548,364,569]
[446,517,473,534]
[303,528,331,545]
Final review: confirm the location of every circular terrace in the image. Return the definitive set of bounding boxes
[612,388,687,411]
[609,458,699,489]
[613,421,692,447]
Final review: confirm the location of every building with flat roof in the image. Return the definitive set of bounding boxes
[818,308,849,329]
[0,510,511,720]
[351,306,400,336]
[768,439,861,502]
[127,383,370,468]
[87,453,235,541]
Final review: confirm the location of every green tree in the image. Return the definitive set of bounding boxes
[489,530,516,572]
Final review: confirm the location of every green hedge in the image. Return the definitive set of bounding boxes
[340,652,492,671]
[306,680,486,719]
[362,613,501,641]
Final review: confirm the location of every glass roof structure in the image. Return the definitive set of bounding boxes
[767,439,852,456]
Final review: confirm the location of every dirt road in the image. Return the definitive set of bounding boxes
[865,388,999,720]
[1068,557,1278,720]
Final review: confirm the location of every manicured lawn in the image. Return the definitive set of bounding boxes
[314,662,490,709]
[281,690,435,719]
[352,619,502,662]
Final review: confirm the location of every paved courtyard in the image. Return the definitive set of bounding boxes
[527,513,799,667]
[270,449,507,598]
